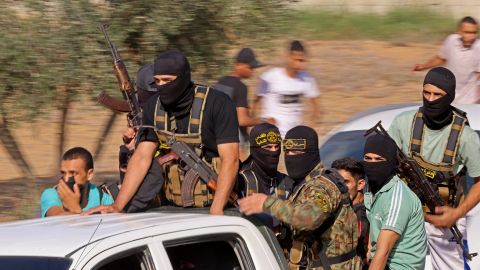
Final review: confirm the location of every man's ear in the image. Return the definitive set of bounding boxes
[87,169,94,181]
[357,178,366,192]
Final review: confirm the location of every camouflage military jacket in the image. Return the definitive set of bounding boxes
[263,165,361,270]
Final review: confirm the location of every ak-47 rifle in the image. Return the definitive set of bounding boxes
[159,131,239,208]
[365,121,477,261]
[98,24,142,128]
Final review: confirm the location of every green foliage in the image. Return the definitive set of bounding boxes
[0,0,289,122]
[290,8,456,41]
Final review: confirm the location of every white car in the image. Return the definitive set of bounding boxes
[319,103,480,270]
[0,208,289,270]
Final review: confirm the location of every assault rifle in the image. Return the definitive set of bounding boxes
[160,131,239,208]
[365,121,477,261]
[98,24,142,128]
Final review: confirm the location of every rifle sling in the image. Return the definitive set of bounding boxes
[410,109,467,166]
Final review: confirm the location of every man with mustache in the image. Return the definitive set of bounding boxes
[41,147,113,217]
[413,16,480,104]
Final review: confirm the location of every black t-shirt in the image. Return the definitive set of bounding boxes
[137,85,239,159]
[216,76,248,108]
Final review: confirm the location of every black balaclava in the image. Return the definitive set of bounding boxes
[422,67,456,130]
[284,126,320,182]
[362,134,398,194]
[136,64,158,105]
[151,51,194,117]
[249,123,282,177]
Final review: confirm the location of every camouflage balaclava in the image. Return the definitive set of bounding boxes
[283,126,320,182]
[249,123,282,176]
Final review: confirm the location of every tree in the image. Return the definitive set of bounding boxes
[0,0,290,182]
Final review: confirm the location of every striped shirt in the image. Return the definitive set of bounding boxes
[364,176,427,270]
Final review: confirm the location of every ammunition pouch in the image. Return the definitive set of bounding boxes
[153,84,216,208]
[289,240,309,270]
[289,237,357,270]
[238,166,290,199]
[409,108,468,208]
[163,156,220,208]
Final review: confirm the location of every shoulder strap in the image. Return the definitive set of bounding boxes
[188,85,210,134]
[442,111,468,164]
[239,169,259,197]
[276,174,293,200]
[154,96,168,131]
[322,169,351,207]
[240,169,258,196]
[154,85,210,134]
[409,109,424,155]
[96,185,104,203]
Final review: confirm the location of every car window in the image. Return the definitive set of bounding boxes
[0,256,72,270]
[94,246,155,270]
[164,233,253,270]
[320,130,366,167]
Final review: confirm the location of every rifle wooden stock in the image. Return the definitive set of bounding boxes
[365,121,477,261]
[155,151,179,166]
[97,91,131,112]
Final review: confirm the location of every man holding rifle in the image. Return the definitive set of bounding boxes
[88,50,239,215]
[388,67,480,269]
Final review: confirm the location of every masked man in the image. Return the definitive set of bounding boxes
[363,134,427,270]
[87,50,239,215]
[388,67,480,269]
[239,126,361,269]
[237,123,293,199]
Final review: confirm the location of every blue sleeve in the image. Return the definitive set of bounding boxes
[40,188,62,218]
[101,192,114,206]
[257,79,269,96]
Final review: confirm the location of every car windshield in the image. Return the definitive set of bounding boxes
[0,256,72,270]
[320,130,366,168]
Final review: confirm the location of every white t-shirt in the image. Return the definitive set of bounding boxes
[440,34,480,104]
[257,67,319,136]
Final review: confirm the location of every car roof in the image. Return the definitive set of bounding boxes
[334,103,480,133]
[0,210,255,257]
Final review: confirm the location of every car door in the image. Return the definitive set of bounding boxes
[76,237,167,270]
[151,225,285,270]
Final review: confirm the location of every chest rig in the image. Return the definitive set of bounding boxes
[289,167,356,270]
[154,85,217,207]
[409,108,468,206]
[238,167,290,200]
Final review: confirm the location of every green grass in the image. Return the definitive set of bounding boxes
[288,8,457,42]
